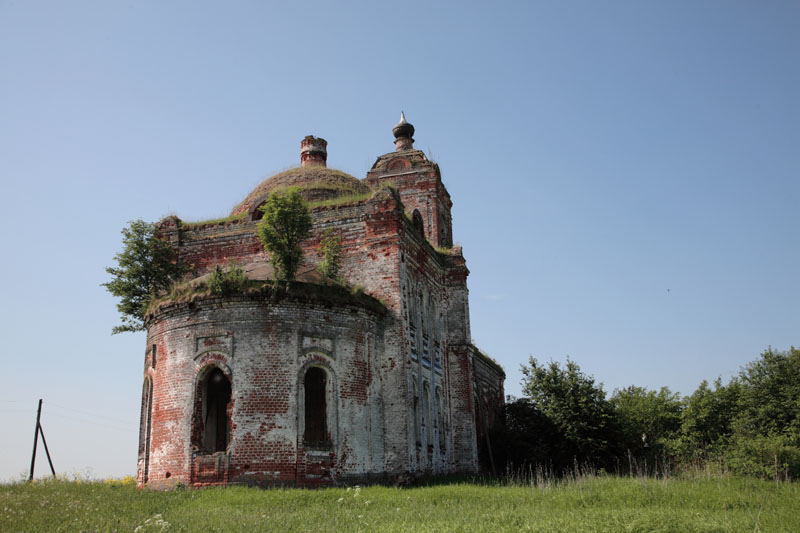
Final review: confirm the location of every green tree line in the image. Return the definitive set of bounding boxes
[493,347,800,481]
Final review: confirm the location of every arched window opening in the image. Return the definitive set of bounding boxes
[436,388,446,451]
[473,393,484,443]
[419,290,426,335]
[304,367,329,447]
[252,201,267,221]
[408,282,418,361]
[412,209,424,235]
[202,368,231,453]
[412,382,420,446]
[139,378,153,482]
[422,383,431,446]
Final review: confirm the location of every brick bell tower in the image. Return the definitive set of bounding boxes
[366,113,453,248]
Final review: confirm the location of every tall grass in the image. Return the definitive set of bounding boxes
[2,473,798,532]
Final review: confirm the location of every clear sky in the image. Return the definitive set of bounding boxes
[1,0,797,481]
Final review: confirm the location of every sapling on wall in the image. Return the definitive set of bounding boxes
[318,227,343,282]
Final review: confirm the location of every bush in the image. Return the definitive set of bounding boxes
[318,228,343,280]
[673,378,739,464]
[725,347,800,479]
[208,262,248,296]
[726,434,800,480]
[490,397,562,471]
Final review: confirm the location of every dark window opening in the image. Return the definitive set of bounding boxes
[202,368,231,453]
[152,344,157,367]
[412,209,424,235]
[252,201,267,221]
[304,367,329,447]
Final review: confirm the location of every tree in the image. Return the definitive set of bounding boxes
[521,357,620,469]
[491,397,561,471]
[734,347,800,439]
[318,227,343,280]
[728,347,800,479]
[677,378,739,460]
[257,188,312,283]
[103,220,185,334]
[611,385,683,464]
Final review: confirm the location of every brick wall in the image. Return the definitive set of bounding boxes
[139,293,387,488]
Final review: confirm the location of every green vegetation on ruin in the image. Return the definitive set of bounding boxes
[233,166,370,214]
[3,474,798,532]
[434,245,454,255]
[146,278,387,318]
[473,346,506,376]
[179,212,247,230]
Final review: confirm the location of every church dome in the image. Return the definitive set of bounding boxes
[231,136,371,217]
[230,166,370,217]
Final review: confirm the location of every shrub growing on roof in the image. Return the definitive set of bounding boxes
[257,188,313,283]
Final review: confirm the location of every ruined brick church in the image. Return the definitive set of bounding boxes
[137,114,505,488]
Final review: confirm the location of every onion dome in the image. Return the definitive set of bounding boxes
[392,112,415,140]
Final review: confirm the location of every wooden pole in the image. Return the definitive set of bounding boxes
[28,399,42,481]
[39,423,56,478]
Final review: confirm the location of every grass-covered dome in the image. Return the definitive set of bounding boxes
[231,166,371,217]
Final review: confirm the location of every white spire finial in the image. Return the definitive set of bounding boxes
[400,111,406,123]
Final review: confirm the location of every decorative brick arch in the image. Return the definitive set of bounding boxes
[388,157,411,170]
[249,195,270,221]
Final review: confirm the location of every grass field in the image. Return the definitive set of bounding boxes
[2,475,798,532]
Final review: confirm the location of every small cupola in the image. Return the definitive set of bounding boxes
[392,112,415,152]
[300,135,328,167]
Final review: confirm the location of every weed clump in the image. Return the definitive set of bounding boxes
[208,262,248,296]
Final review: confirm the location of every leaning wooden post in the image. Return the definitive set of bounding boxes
[28,399,42,481]
[39,422,56,478]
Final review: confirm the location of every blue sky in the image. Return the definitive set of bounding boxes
[1,0,797,480]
